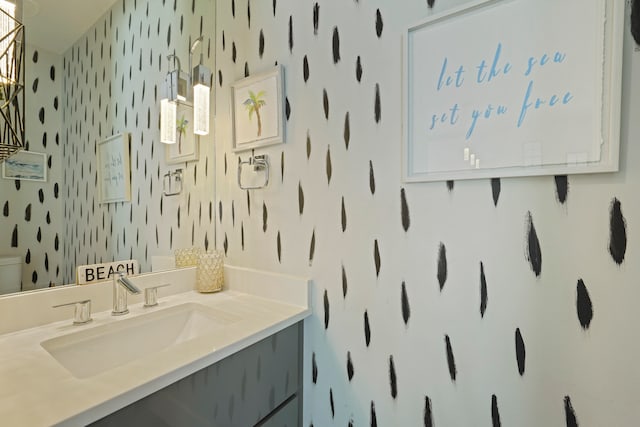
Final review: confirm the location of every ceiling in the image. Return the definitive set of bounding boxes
[23,0,120,55]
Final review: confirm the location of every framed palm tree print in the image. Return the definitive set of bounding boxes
[166,102,199,164]
[231,65,285,152]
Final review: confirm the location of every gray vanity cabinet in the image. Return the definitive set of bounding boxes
[90,322,302,427]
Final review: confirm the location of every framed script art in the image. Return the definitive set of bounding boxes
[231,65,285,152]
[2,151,47,182]
[97,133,131,204]
[402,0,624,182]
[166,102,200,164]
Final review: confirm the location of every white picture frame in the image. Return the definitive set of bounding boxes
[97,133,131,204]
[231,65,285,152]
[166,102,200,164]
[402,0,624,182]
[2,151,47,182]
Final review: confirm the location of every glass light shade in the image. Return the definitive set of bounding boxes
[193,83,209,136]
[160,98,177,144]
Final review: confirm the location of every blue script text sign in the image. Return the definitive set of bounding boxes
[403,0,623,182]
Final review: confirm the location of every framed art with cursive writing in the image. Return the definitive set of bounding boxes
[97,133,131,204]
[402,0,624,182]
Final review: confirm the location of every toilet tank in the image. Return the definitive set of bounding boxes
[0,256,22,295]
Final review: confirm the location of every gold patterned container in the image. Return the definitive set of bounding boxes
[175,247,204,268]
[196,250,224,293]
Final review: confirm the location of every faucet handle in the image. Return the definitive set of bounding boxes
[144,284,171,307]
[53,299,92,325]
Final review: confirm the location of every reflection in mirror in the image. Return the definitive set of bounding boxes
[0,0,216,295]
[0,1,25,161]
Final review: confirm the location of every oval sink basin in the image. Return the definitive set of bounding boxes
[41,303,233,379]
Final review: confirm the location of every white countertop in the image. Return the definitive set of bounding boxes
[0,266,311,426]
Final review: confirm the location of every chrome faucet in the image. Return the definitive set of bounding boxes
[112,272,141,316]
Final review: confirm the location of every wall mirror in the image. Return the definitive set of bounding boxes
[0,0,216,295]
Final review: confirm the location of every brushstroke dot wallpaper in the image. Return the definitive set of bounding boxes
[216,0,640,425]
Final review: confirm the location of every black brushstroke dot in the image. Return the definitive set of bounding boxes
[445,335,456,382]
[491,178,501,206]
[303,55,309,82]
[356,56,363,82]
[285,97,291,121]
[332,27,340,63]
[515,328,526,376]
[313,3,319,35]
[323,289,329,329]
[335,264,345,299]
[298,182,304,215]
[576,279,593,330]
[247,0,251,28]
[555,175,568,204]
[258,29,265,57]
[323,88,329,120]
[288,15,293,52]
[437,242,447,291]
[374,240,381,277]
[401,281,410,325]
[525,211,542,277]
[344,112,350,149]
[427,0,435,7]
[262,202,268,232]
[11,225,18,247]
[277,231,282,263]
[309,230,316,265]
[608,197,626,265]
[369,161,376,195]
[389,356,397,399]
[632,0,640,44]
[370,402,377,427]
[424,396,434,427]
[346,351,354,381]
[312,352,318,383]
[401,188,410,232]
[446,180,454,191]
[341,197,347,232]
[374,83,381,123]
[329,388,335,418]
[480,262,488,318]
[326,146,332,184]
[364,311,371,347]
[492,395,501,427]
[375,9,383,38]
[564,396,579,427]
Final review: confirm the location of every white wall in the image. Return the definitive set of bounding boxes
[216,0,640,425]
